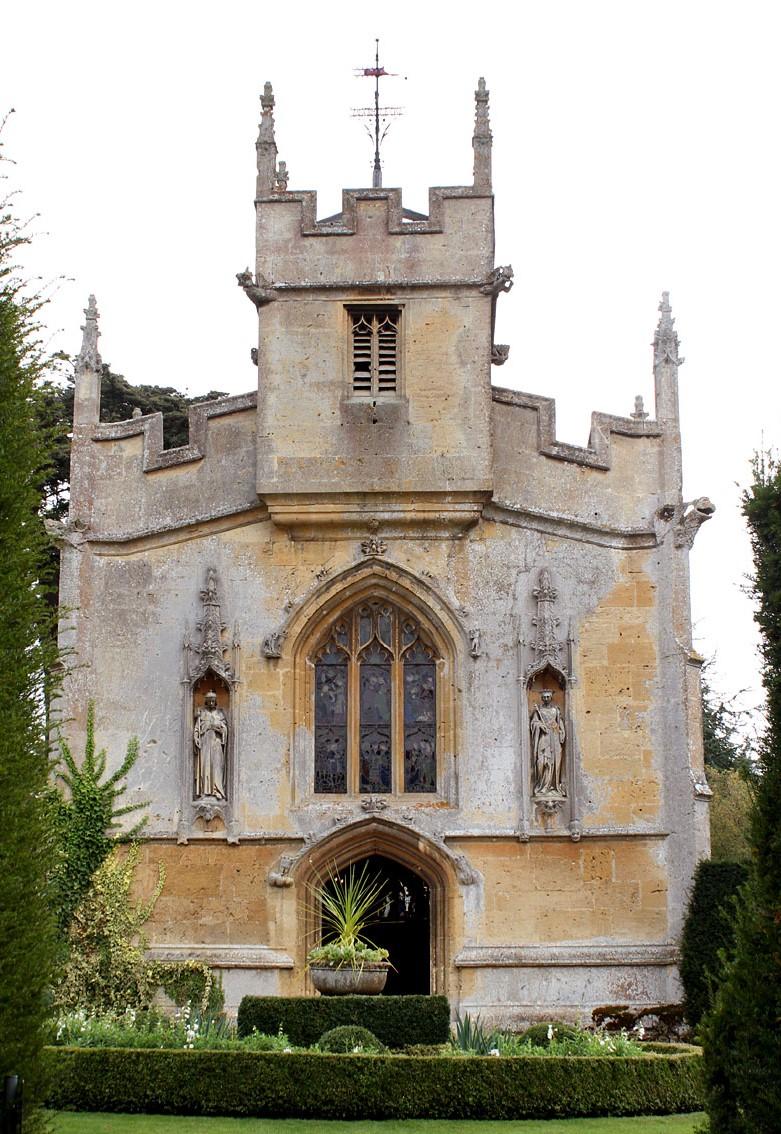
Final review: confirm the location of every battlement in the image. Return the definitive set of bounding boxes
[255,187,494,289]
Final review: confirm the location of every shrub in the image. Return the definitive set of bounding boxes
[237,994,450,1049]
[54,844,165,1012]
[49,702,147,936]
[450,1012,500,1054]
[521,1022,579,1046]
[152,960,224,1017]
[698,453,781,1133]
[0,166,61,1128]
[678,860,749,1026]
[43,1044,703,1119]
[318,1025,385,1053]
[51,1007,290,1052]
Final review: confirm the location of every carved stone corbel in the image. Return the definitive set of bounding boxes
[491,343,510,366]
[269,853,296,887]
[360,537,387,556]
[262,631,285,659]
[361,797,389,813]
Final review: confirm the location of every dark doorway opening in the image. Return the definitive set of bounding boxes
[333,853,430,995]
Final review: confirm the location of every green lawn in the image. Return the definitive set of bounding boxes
[51,1114,706,1133]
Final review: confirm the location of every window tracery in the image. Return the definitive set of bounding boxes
[312,600,439,795]
[350,308,399,396]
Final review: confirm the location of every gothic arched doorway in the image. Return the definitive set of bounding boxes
[331,854,430,995]
[296,816,454,996]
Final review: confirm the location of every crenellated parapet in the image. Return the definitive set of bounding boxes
[491,387,662,471]
[256,183,492,237]
[92,391,257,472]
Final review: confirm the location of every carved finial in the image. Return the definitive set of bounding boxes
[273,159,288,192]
[256,80,278,195]
[473,77,492,191]
[75,294,102,374]
[653,290,684,369]
[630,395,648,420]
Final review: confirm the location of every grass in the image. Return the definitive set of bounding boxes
[51,1113,707,1133]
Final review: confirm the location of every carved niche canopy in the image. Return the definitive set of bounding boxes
[520,568,579,834]
[526,568,566,682]
[188,567,235,684]
[179,568,240,845]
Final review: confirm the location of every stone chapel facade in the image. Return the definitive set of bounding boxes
[56,78,713,1023]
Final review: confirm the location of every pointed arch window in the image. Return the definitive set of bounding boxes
[313,600,438,794]
[350,308,399,396]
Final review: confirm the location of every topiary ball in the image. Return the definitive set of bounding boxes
[318,1024,386,1053]
[521,1021,579,1047]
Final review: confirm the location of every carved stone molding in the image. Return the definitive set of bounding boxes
[267,813,479,888]
[491,343,510,365]
[454,943,679,968]
[146,944,294,969]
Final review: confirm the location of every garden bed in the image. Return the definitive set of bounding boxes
[45,1044,703,1120]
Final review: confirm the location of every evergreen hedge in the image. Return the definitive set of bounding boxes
[678,860,748,1026]
[237,994,450,1048]
[44,1045,703,1119]
[699,456,781,1133]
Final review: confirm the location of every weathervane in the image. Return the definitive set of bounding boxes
[352,39,404,188]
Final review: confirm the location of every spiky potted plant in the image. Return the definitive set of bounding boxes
[306,862,390,995]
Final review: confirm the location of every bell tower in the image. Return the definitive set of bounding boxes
[242,80,508,539]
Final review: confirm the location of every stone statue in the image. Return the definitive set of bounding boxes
[529,690,566,797]
[194,691,228,800]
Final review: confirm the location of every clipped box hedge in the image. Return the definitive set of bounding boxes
[44,1045,703,1120]
[237,994,450,1048]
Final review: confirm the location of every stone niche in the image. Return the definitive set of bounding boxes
[177,568,241,844]
[520,568,581,839]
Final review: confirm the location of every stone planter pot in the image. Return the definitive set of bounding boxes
[309,963,389,996]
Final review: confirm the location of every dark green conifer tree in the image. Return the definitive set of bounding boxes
[700,454,781,1132]
[0,154,58,1126]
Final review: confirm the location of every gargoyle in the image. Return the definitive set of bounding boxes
[236,269,275,309]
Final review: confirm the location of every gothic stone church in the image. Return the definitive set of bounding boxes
[57,78,714,1023]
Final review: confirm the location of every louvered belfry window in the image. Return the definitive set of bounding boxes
[313,600,438,795]
[351,308,399,396]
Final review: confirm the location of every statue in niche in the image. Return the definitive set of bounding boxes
[529,690,566,797]
[194,691,228,800]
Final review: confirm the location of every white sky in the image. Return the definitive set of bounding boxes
[4,0,779,725]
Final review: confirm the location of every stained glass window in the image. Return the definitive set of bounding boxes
[403,642,437,792]
[314,642,348,793]
[312,601,439,795]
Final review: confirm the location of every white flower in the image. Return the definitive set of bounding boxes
[489,1048,500,1057]
[547,1025,554,1041]
[283,1047,292,1053]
